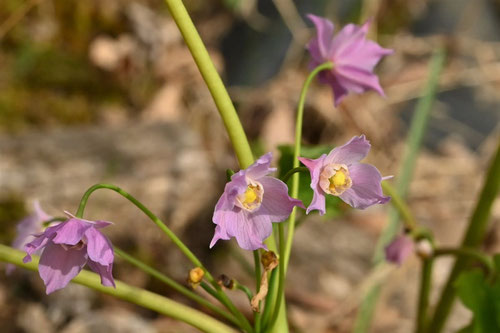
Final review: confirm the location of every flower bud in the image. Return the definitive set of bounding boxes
[187,267,204,289]
[415,239,434,259]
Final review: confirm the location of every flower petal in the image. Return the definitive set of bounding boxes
[335,65,385,96]
[298,155,327,215]
[23,223,64,263]
[52,218,92,246]
[324,135,371,165]
[38,242,88,294]
[385,235,414,266]
[258,177,304,221]
[306,14,334,60]
[234,213,272,251]
[339,163,390,209]
[85,227,114,266]
[241,152,276,180]
[330,21,370,58]
[87,260,115,287]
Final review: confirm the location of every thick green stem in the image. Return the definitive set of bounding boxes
[416,258,433,333]
[163,0,252,168]
[114,247,238,325]
[429,140,500,331]
[0,245,237,333]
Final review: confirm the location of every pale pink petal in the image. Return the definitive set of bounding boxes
[339,163,390,209]
[306,14,334,60]
[38,242,88,294]
[210,208,241,248]
[23,223,64,262]
[233,213,271,251]
[338,39,393,71]
[52,218,92,246]
[335,65,385,96]
[87,260,115,287]
[324,135,371,166]
[243,152,276,180]
[385,235,414,266]
[330,21,369,58]
[298,155,327,215]
[84,227,114,266]
[258,177,304,221]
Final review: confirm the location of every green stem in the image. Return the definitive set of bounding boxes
[0,245,237,333]
[76,183,252,332]
[163,0,253,168]
[235,283,254,301]
[76,184,214,283]
[201,282,254,333]
[433,247,494,273]
[253,250,262,292]
[354,49,445,333]
[416,258,433,333]
[381,181,418,230]
[114,247,238,326]
[428,138,500,332]
[262,62,332,333]
[283,62,333,272]
[281,166,308,184]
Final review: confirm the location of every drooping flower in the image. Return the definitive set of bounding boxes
[210,153,304,251]
[298,135,390,214]
[385,234,414,265]
[23,212,115,294]
[7,200,52,274]
[306,14,393,106]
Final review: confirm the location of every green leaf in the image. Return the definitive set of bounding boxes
[277,144,344,219]
[455,270,500,333]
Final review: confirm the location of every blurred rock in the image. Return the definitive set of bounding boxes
[17,302,55,333]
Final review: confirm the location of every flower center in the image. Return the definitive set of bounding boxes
[236,181,264,212]
[319,164,352,196]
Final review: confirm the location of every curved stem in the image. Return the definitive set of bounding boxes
[381,181,418,230]
[114,247,238,326]
[281,166,309,184]
[0,245,237,333]
[433,247,494,273]
[283,61,333,272]
[163,0,253,168]
[262,62,332,332]
[76,184,213,282]
[76,183,252,332]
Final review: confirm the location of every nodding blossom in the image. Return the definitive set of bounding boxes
[210,153,304,251]
[298,135,390,214]
[8,200,52,274]
[23,212,115,294]
[306,14,393,106]
[385,234,414,266]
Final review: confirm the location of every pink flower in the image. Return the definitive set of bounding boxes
[385,234,414,265]
[298,135,390,214]
[23,212,115,294]
[210,153,304,250]
[307,14,393,106]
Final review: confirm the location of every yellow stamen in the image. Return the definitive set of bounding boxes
[244,187,258,204]
[331,170,347,188]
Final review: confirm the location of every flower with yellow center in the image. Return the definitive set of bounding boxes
[298,135,390,214]
[236,182,264,212]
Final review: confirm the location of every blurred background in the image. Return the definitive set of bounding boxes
[0,0,499,332]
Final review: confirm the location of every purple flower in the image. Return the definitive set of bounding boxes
[298,135,390,214]
[7,200,52,274]
[23,212,115,294]
[306,14,393,106]
[210,153,304,251]
[385,234,414,265]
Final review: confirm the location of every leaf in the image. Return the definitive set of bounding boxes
[455,270,500,333]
